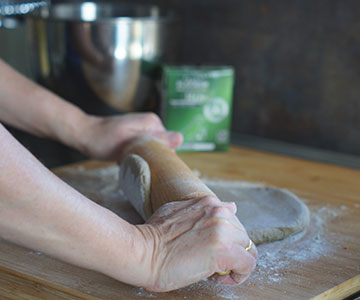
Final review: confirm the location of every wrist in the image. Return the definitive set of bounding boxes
[51,105,91,152]
[71,114,102,157]
[92,221,156,288]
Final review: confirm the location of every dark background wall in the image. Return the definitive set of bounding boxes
[157,0,360,155]
[1,0,360,167]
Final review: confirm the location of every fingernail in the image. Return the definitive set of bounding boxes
[231,202,237,213]
[168,132,183,148]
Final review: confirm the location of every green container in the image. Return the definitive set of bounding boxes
[161,65,234,152]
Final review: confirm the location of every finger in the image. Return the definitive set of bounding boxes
[220,201,237,214]
[169,195,222,213]
[151,195,234,222]
[215,245,257,285]
[203,204,246,235]
[167,131,183,148]
[148,131,183,149]
[215,267,253,285]
[151,195,223,221]
[247,240,258,260]
[229,242,257,276]
[141,112,166,130]
[204,205,237,224]
[149,199,196,220]
[212,222,257,273]
[228,227,257,261]
[230,252,257,284]
[148,196,223,226]
[148,196,210,222]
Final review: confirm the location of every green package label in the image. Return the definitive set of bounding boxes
[161,65,234,152]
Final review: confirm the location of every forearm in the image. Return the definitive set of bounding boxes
[0,59,88,150]
[0,124,149,286]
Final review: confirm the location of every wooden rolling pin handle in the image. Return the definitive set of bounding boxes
[119,136,216,213]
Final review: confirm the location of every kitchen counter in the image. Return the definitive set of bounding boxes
[232,133,360,170]
[0,146,359,299]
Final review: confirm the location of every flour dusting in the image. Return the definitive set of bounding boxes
[127,204,348,299]
[134,287,157,298]
[58,166,350,299]
[28,250,42,256]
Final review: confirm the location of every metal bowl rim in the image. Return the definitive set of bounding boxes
[28,1,176,23]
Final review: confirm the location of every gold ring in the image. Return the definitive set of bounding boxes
[217,270,231,276]
[245,240,253,252]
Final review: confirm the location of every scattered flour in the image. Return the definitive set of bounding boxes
[28,250,42,256]
[339,205,348,211]
[126,204,349,299]
[134,287,157,298]
[251,204,348,284]
[58,166,350,299]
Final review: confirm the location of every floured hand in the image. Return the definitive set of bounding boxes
[135,196,258,292]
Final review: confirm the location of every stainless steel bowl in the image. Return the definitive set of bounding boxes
[26,2,178,112]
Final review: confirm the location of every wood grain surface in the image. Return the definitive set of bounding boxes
[310,274,360,300]
[0,146,359,299]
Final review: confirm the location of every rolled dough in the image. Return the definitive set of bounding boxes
[201,179,310,245]
[58,160,310,246]
[118,155,310,245]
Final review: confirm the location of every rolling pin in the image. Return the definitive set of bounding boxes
[118,136,236,276]
[118,136,216,219]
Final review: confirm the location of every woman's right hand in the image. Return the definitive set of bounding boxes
[135,196,258,292]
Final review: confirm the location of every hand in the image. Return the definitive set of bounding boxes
[77,113,183,160]
[135,196,258,292]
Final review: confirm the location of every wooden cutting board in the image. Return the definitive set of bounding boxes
[0,146,359,299]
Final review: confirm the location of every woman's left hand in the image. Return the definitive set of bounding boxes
[76,112,183,160]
